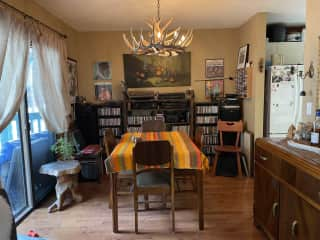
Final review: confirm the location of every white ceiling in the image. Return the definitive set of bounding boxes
[33,0,306,31]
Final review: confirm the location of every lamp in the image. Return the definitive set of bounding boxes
[123,0,193,57]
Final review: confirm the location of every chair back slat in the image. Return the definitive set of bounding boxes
[217,120,243,147]
[103,129,117,156]
[141,120,166,132]
[133,140,171,166]
[194,128,203,149]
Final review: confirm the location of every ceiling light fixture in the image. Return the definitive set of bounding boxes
[123,0,193,57]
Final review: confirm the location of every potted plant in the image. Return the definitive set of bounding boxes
[51,136,75,161]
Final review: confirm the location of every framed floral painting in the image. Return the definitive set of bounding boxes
[205,80,224,98]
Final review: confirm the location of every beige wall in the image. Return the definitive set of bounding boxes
[77,16,267,139]
[3,0,78,59]
[238,13,267,138]
[3,0,268,138]
[77,29,239,102]
[302,0,320,122]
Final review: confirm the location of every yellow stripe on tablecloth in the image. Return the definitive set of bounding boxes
[173,131,192,168]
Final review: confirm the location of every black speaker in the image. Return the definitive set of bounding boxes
[75,103,99,144]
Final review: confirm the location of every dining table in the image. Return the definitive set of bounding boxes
[105,131,209,233]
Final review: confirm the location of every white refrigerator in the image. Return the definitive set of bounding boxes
[264,65,304,137]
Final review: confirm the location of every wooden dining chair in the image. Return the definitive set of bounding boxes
[104,129,133,209]
[141,119,166,132]
[132,140,175,233]
[212,120,243,177]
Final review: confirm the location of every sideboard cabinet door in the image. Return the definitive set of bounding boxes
[279,185,320,240]
[254,163,280,239]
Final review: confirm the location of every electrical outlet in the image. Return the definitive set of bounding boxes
[306,102,313,116]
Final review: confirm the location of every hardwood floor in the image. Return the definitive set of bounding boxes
[18,175,265,240]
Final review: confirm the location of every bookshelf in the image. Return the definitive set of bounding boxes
[194,102,219,162]
[96,101,124,145]
[124,92,194,136]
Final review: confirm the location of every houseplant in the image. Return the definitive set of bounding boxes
[51,136,75,161]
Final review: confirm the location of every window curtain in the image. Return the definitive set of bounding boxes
[30,24,71,133]
[0,8,29,132]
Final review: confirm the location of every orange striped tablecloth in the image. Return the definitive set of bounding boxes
[106,131,209,173]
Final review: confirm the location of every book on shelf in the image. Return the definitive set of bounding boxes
[97,107,121,116]
[201,134,219,145]
[196,105,218,114]
[196,126,218,135]
[99,127,122,137]
[98,118,121,127]
[172,125,190,135]
[202,145,216,155]
[127,126,141,132]
[128,115,156,125]
[196,116,218,124]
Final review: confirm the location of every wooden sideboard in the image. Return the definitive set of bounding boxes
[254,138,320,240]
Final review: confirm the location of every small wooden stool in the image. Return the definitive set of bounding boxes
[39,160,82,212]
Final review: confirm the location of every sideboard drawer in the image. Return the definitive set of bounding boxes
[296,169,320,206]
[255,145,281,176]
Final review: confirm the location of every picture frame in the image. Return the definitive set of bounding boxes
[205,58,224,79]
[205,79,224,98]
[237,44,249,69]
[93,61,112,80]
[94,82,112,101]
[67,58,78,102]
[123,53,191,88]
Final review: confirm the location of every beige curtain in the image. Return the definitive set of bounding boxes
[30,24,71,133]
[0,7,29,132]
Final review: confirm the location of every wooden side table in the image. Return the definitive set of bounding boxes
[39,160,82,213]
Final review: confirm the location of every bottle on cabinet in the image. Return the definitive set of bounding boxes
[310,109,320,146]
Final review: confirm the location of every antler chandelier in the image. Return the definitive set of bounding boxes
[123,0,193,57]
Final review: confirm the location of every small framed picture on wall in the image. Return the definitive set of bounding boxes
[93,61,112,80]
[237,44,249,69]
[94,82,112,101]
[205,80,224,98]
[205,58,224,79]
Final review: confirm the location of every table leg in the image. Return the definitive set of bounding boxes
[111,172,119,233]
[197,170,204,230]
[70,174,83,202]
[97,154,102,183]
[48,174,82,213]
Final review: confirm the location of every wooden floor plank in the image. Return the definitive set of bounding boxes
[18,175,265,239]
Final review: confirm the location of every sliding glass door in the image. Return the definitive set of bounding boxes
[0,113,31,217]
[0,49,56,220]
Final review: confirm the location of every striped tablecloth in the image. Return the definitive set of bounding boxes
[106,131,209,173]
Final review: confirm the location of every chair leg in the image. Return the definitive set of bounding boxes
[171,188,175,232]
[134,191,138,233]
[109,175,113,209]
[144,194,149,210]
[191,175,197,192]
[212,152,219,176]
[162,193,167,208]
[236,152,243,177]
